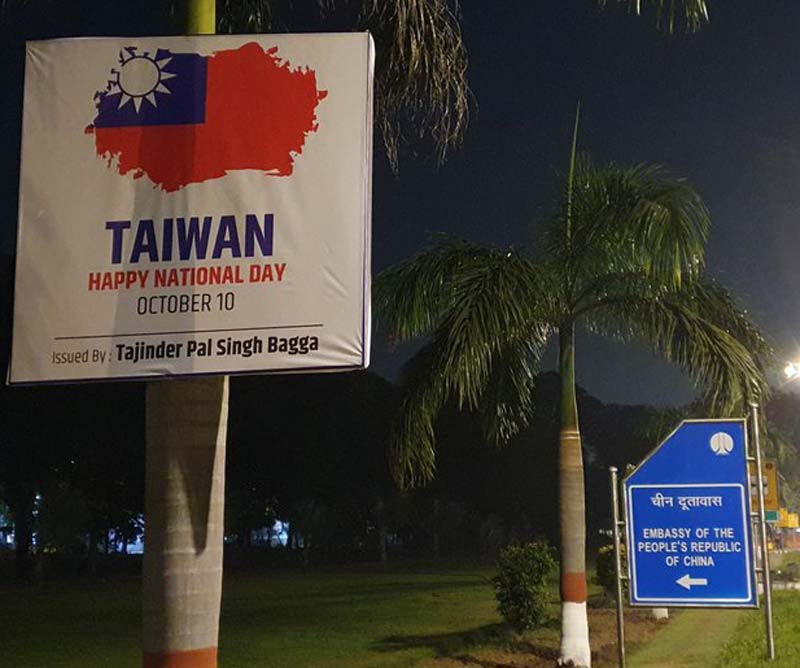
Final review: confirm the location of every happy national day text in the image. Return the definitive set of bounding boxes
[87,213,287,291]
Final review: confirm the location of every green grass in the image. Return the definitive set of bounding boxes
[771,550,800,576]
[717,592,800,668]
[1,567,503,668]
[12,566,781,668]
[629,608,747,668]
[2,576,141,668]
[219,569,501,668]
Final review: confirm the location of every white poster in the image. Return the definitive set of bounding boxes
[10,33,373,383]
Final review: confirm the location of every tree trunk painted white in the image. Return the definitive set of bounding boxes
[559,601,591,667]
[651,607,669,621]
[558,324,591,667]
[142,376,228,668]
[558,428,591,668]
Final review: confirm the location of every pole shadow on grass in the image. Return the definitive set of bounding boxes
[373,622,560,665]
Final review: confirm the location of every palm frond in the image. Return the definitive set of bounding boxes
[375,241,559,342]
[374,241,488,342]
[599,0,709,33]
[585,279,772,413]
[390,328,547,488]
[549,158,709,296]
[215,0,469,169]
[363,0,469,168]
[478,336,544,448]
[572,271,666,316]
[217,0,275,32]
[439,252,553,411]
[565,101,581,243]
[388,338,450,487]
[682,280,772,373]
[377,244,554,486]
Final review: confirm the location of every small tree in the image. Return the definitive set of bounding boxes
[493,541,557,633]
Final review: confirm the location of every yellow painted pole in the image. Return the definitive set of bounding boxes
[186,0,215,34]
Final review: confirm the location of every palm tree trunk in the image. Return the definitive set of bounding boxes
[558,323,591,667]
[141,4,224,667]
[143,376,228,668]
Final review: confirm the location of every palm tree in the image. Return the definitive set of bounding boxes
[138,2,464,665]
[374,118,771,667]
[139,9,224,668]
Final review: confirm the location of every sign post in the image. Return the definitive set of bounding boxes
[624,420,757,607]
[610,466,627,668]
[614,416,776,662]
[750,403,776,660]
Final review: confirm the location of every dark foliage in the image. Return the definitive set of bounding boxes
[493,541,557,633]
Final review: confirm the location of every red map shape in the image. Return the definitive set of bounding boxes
[90,43,327,191]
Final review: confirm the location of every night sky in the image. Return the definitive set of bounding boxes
[2,1,800,407]
[370,1,800,407]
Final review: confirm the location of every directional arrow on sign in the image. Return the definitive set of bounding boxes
[676,574,708,590]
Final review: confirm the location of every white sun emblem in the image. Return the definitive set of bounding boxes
[107,48,176,113]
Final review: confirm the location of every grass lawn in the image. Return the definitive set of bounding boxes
[2,565,730,668]
[716,591,800,668]
[219,569,502,668]
[628,608,747,668]
[2,567,502,668]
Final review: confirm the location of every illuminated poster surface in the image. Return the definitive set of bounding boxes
[10,33,373,383]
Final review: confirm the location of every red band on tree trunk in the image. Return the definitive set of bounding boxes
[143,647,218,668]
[561,571,588,602]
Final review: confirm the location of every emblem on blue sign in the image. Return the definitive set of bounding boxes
[624,420,757,608]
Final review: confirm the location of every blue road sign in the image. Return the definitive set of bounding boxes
[624,420,756,607]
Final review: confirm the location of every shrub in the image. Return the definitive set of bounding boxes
[595,543,627,598]
[493,541,556,633]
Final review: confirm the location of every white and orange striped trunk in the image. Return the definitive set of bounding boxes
[558,427,590,667]
[558,324,591,667]
[143,376,228,668]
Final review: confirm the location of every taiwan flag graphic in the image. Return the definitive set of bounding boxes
[87,42,327,191]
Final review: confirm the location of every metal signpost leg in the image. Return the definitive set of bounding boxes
[750,403,776,660]
[610,467,626,668]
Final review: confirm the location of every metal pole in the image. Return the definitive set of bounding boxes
[186,0,215,34]
[751,402,776,660]
[610,467,627,668]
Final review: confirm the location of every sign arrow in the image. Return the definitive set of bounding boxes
[676,574,708,590]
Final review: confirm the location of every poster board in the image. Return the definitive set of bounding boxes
[10,33,373,383]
